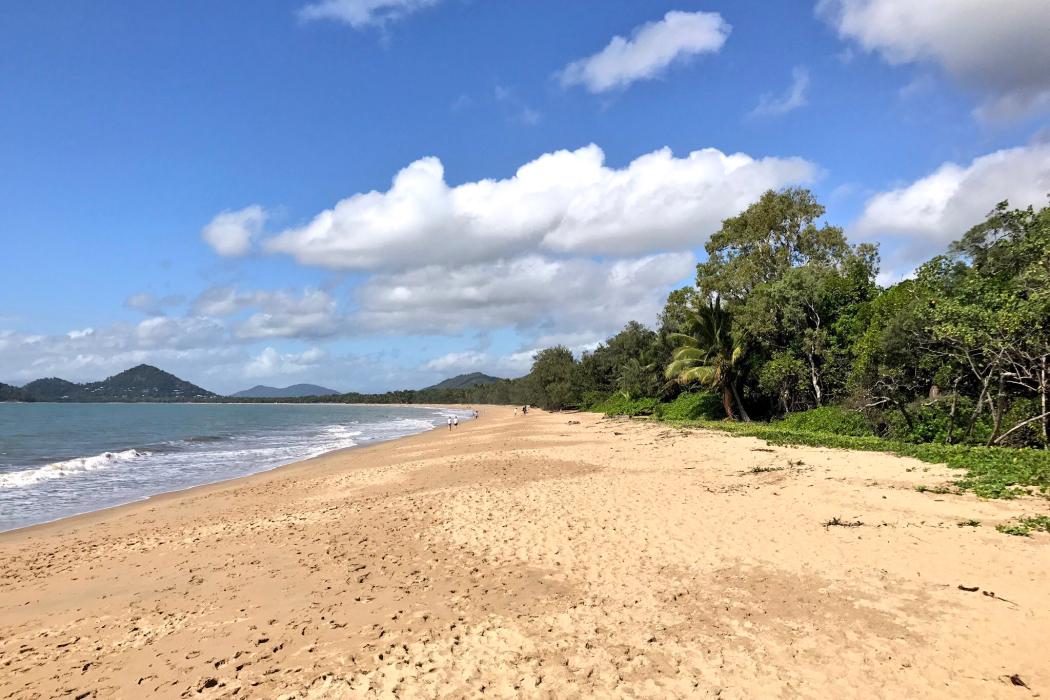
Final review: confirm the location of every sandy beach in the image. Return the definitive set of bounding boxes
[1,405,1048,698]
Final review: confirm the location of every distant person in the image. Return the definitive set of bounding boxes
[473,409,478,419]
[453,415,459,428]
[447,416,453,431]
[522,405,528,416]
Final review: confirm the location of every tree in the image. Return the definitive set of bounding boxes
[697,187,879,415]
[528,346,580,410]
[918,200,1050,445]
[665,297,751,421]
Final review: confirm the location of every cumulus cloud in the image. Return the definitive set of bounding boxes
[818,0,1050,120]
[264,144,816,269]
[355,252,695,337]
[201,205,268,256]
[245,346,327,378]
[558,11,730,93]
[750,66,810,117]
[852,143,1050,246]
[299,0,439,28]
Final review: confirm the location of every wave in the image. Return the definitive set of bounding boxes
[0,449,151,489]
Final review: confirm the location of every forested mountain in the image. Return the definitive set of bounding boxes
[422,373,504,391]
[16,365,215,402]
[20,377,81,401]
[231,384,340,398]
[0,382,26,401]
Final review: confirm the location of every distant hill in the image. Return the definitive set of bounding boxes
[423,372,504,391]
[20,377,80,401]
[0,382,26,401]
[231,383,340,398]
[18,365,216,402]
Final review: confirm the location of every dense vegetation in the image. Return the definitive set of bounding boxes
[0,382,26,401]
[509,190,1048,446]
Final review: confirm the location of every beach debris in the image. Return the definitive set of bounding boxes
[1008,674,1028,688]
[823,517,864,528]
[958,585,979,592]
[567,420,580,425]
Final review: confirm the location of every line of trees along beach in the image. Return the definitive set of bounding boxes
[282,188,1050,461]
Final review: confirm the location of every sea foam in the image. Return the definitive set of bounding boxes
[0,449,150,489]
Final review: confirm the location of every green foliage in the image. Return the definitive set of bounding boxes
[774,405,873,437]
[653,391,724,421]
[996,516,1050,536]
[665,296,750,420]
[589,395,660,417]
[527,346,581,410]
[697,187,880,415]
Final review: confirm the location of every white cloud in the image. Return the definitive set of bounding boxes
[190,287,342,340]
[750,66,810,117]
[424,350,490,373]
[852,143,1050,245]
[201,205,268,257]
[245,346,327,378]
[124,292,184,316]
[818,0,1050,120]
[264,144,816,268]
[355,252,696,336]
[558,10,730,93]
[299,0,439,28]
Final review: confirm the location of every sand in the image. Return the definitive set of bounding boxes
[1,406,1048,699]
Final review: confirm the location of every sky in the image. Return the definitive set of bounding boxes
[1,0,1049,394]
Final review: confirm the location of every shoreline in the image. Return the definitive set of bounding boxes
[2,406,1047,697]
[0,403,480,541]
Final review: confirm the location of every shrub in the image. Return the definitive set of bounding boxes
[774,405,873,437]
[591,395,660,417]
[654,391,724,421]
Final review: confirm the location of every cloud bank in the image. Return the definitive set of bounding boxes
[819,0,1050,120]
[853,143,1050,244]
[264,144,816,269]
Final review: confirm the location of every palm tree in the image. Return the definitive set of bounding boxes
[665,296,751,421]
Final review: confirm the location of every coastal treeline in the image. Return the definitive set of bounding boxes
[243,188,1050,453]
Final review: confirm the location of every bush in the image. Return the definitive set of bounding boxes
[590,395,660,416]
[775,405,873,437]
[654,391,725,421]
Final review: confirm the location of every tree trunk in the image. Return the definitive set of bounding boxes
[806,351,822,407]
[730,382,752,422]
[1041,355,1048,447]
[986,374,1006,446]
[721,386,736,421]
[945,378,961,445]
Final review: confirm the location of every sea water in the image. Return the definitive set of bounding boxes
[0,402,473,532]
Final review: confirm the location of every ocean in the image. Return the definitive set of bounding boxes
[0,402,473,532]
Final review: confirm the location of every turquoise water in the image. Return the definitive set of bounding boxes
[0,402,472,532]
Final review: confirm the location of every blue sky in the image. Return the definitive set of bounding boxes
[2,0,1049,393]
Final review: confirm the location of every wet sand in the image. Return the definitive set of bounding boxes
[1,406,1047,698]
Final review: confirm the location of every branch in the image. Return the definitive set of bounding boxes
[993,411,1050,445]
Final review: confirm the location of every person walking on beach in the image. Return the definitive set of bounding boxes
[453,415,459,428]
[447,416,453,431]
